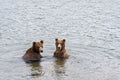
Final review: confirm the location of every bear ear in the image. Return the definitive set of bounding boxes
[55,38,58,41]
[40,40,43,43]
[63,39,66,42]
[33,42,36,46]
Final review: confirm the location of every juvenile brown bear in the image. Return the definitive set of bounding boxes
[54,38,69,58]
[23,40,43,62]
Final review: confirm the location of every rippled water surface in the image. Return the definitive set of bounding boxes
[0,0,120,80]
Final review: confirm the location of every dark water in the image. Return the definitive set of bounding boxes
[0,0,120,80]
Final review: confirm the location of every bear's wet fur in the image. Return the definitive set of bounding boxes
[23,40,43,63]
[54,38,69,58]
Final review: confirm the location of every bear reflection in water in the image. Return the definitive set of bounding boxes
[54,58,67,80]
[28,62,44,78]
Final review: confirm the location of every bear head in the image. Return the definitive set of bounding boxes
[32,40,43,53]
[55,38,65,51]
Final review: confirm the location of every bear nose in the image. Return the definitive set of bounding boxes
[58,47,61,49]
[41,50,43,52]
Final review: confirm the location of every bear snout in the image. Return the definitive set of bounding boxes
[57,44,62,50]
[39,47,43,52]
[57,47,61,51]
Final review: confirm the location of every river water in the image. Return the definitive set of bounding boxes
[0,0,120,80]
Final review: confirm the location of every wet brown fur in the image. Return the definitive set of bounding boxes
[54,38,69,58]
[23,40,43,62]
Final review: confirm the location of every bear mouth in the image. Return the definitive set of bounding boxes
[57,47,62,51]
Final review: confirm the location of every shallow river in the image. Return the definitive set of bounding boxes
[0,0,120,80]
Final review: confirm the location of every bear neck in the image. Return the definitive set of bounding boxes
[31,47,40,54]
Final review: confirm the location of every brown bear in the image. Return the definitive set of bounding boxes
[54,38,69,58]
[23,40,43,62]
